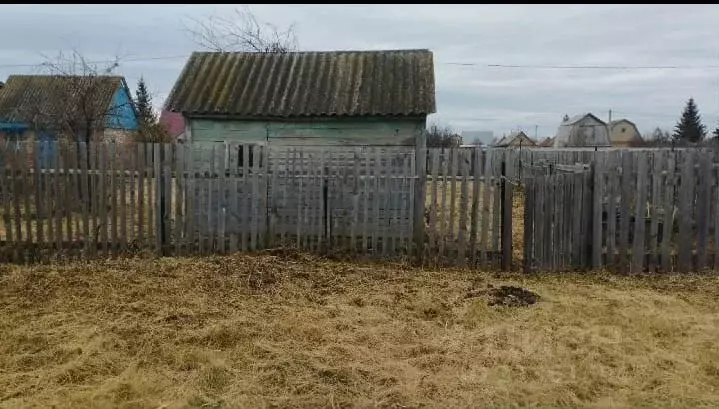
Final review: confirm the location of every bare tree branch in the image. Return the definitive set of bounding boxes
[184,5,298,53]
[28,49,126,144]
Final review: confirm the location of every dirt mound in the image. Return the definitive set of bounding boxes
[488,285,539,307]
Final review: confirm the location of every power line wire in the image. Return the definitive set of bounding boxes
[3,54,719,70]
[445,62,719,70]
[0,55,190,69]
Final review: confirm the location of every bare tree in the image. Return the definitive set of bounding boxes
[32,49,130,146]
[426,124,462,148]
[30,49,132,209]
[184,5,298,53]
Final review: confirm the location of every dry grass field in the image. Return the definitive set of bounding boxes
[2,252,719,409]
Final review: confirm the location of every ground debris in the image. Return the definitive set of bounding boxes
[487,285,540,307]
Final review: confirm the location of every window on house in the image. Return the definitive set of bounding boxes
[621,128,626,133]
[237,144,263,169]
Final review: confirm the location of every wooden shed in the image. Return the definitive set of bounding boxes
[164,49,436,148]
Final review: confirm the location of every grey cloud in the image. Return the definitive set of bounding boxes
[2,4,719,136]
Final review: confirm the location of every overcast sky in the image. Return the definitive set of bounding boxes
[1,4,719,140]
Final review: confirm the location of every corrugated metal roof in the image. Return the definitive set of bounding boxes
[164,49,436,118]
[0,75,126,127]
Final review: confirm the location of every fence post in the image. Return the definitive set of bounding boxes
[413,132,427,262]
[500,150,513,271]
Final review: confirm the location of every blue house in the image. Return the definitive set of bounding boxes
[0,75,139,166]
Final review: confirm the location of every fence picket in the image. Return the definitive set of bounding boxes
[631,152,648,273]
[678,151,694,272]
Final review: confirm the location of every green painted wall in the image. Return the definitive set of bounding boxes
[189,116,426,146]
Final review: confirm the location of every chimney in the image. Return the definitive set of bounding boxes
[563,114,569,122]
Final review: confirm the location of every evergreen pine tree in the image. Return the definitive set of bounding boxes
[713,126,719,140]
[135,77,155,125]
[673,97,706,143]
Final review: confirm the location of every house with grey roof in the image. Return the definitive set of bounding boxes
[493,131,536,148]
[553,113,611,148]
[164,49,436,147]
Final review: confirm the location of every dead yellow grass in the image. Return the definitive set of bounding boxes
[2,253,719,408]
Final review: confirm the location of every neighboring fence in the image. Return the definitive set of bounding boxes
[514,147,719,273]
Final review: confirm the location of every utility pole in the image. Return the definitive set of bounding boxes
[534,125,538,141]
[608,109,612,123]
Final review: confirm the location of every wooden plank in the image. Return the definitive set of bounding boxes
[677,150,694,272]
[136,144,145,247]
[536,174,546,270]
[163,144,173,254]
[88,144,98,255]
[153,144,162,254]
[350,149,360,254]
[696,152,711,270]
[714,155,719,270]
[185,144,196,255]
[631,152,648,273]
[260,146,269,249]
[1,153,13,246]
[469,148,482,265]
[32,142,44,248]
[448,148,458,260]
[661,152,676,272]
[217,143,226,253]
[591,153,604,269]
[413,131,427,261]
[241,145,250,251]
[268,146,278,250]
[501,150,513,271]
[21,143,33,249]
[457,149,469,265]
[429,149,440,256]
[227,144,238,253]
[381,149,392,256]
[118,145,128,252]
[304,150,313,251]
[251,144,260,251]
[407,151,416,257]
[362,148,369,254]
[523,175,534,273]
[174,143,184,256]
[647,151,664,272]
[318,149,326,252]
[479,150,493,267]
[295,149,303,249]
[10,145,23,256]
[618,152,632,273]
[66,144,78,251]
[107,143,117,255]
[605,152,618,268]
[386,151,396,255]
[372,148,381,254]
[492,158,502,263]
[127,144,136,247]
[439,149,450,258]
[146,144,154,252]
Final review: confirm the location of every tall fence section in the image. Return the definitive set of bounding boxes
[2,141,719,273]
